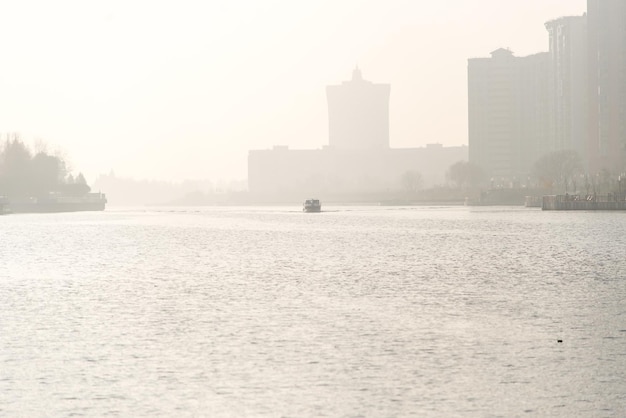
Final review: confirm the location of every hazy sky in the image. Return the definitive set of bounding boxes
[1,0,585,183]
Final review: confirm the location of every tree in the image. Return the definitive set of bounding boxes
[74,172,91,194]
[31,152,67,194]
[533,150,583,193]
[0,136,34,196]
[0,135,76,197]
[401,170,423,194]
[446,161,484,189]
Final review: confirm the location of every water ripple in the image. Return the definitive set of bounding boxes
[1,206,625,416]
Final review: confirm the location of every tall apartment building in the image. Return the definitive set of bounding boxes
[468,49,549,182]
[587,0,626,174]
[326,67,390,150]
[545,15,588,165]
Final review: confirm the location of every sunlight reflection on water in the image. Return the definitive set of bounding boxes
[1,206,625,416]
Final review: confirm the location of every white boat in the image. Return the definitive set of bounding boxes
[303,199,321,212]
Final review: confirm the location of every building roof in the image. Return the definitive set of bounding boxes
[490,48,514,58]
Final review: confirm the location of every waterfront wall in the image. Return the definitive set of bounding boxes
[542,195,626,210]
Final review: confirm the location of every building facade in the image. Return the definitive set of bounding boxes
[326,67,390,150]
[248,70,467,198]
[248,144,468,196]
[587,0,626,175]
[545,15,588,164]
[468,49,549,183]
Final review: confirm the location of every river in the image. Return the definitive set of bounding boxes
[1,205,625,416]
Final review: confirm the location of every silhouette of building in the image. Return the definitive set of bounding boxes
[587,0,626,175]
[545,15,588,165]
[248,70,467,199]
[471,5,626,182]
[248,143,467,196]
[326,67,390,150]
[468,49,549,183]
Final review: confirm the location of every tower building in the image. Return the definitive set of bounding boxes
[468,49,549,182]
[545,15,588,163]
[326,68,390,150]
[587,0,626,174]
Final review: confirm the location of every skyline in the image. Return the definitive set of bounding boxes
[0,0,585,184]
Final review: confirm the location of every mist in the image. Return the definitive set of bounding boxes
[0,0,585,186]
[5,2,626,417]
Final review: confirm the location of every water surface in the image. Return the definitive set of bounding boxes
[1,206,625,416]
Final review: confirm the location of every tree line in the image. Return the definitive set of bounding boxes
[0,134,90,197]
[403,148,620,194]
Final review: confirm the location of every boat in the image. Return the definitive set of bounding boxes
[303,198,321,212]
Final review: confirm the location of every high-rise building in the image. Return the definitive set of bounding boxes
[518,52,551,178]
[468,49,549,183]
[326,67,390,150]
[587,0,626,174]
[545,15,588,164]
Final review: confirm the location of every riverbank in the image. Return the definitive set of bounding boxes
[4,193,107,214]
[543,194,626,210]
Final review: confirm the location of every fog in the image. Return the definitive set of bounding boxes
[0,0,585,184]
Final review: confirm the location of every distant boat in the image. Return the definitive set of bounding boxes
[303,199,321,212]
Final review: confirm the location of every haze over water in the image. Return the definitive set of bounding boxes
[0,1,586,183]
[1,206,625,416]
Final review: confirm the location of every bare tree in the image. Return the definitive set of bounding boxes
[401,170,423,194]
[446,161,483,189]
[532,150,583,193]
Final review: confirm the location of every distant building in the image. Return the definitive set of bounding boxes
[326,67,390,150]
[248,70,467,198]
[518,52,551,179]
[587,0,626,174]
[545,15,588,163]
[468,49,549,183]
[248,144,467,195]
